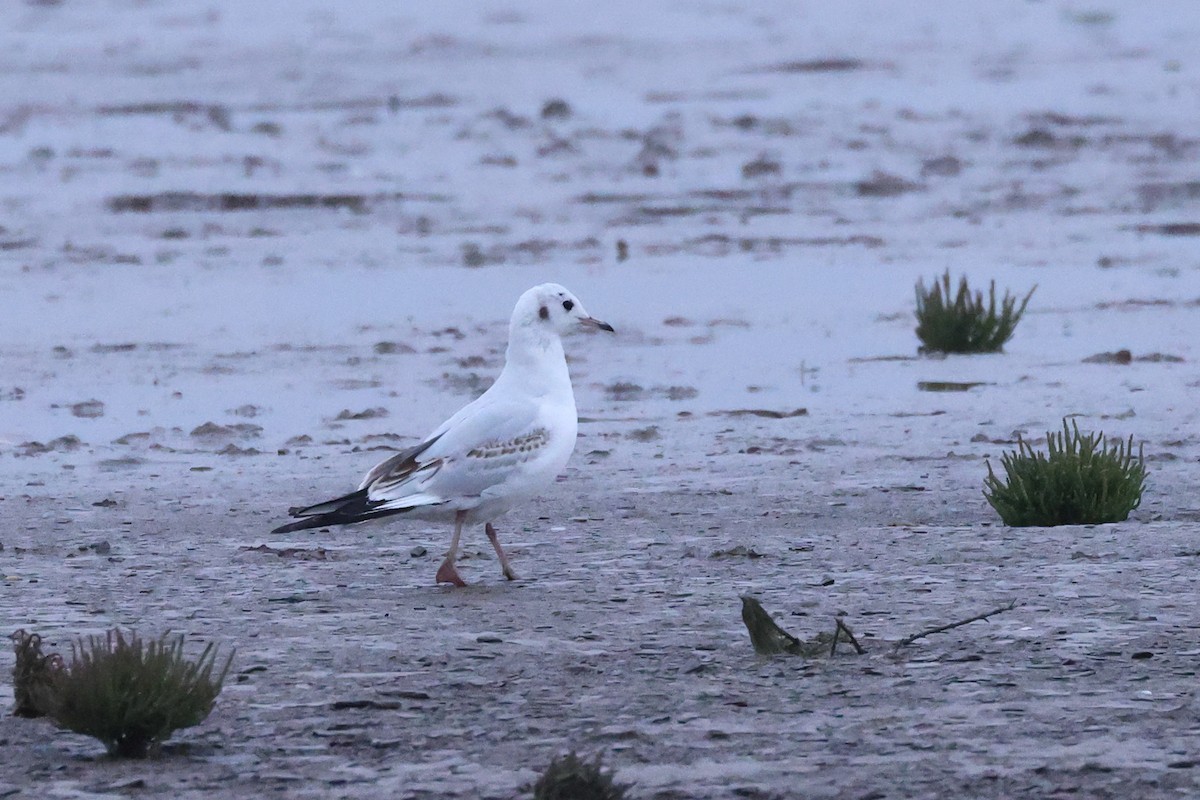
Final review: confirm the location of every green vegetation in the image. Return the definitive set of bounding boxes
[915,271,1035,353]
[38,630,232,758]
[533,751,631,800]
[984,419,1146,526]
[10,629,64,718]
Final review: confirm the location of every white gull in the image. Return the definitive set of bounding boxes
[272,283,614,586]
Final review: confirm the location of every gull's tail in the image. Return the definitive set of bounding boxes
[271,489,411,534]
[273,435,446,534]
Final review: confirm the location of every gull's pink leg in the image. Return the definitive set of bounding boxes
[485,522,518,581]
[436,511,468,587]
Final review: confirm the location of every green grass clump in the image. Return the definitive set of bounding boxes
[10,629,64,717]
[39,630,232,758]
[984,419,1146,526]
[533,751,631,800]
[915,271,1035,353]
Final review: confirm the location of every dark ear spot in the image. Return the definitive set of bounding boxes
[538,305,549,320]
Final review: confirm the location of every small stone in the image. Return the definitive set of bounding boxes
[540,98,572,120]
[627,426,660,442]
[374,341,416,355]
[855,170,923,197]
[335,407,388,421]
[1082,349,1133,364]
[71,399,105,418]
[742,154,781,179]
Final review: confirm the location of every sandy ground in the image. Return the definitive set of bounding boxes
[2,1,1200,797]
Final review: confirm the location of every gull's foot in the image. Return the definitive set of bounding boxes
[435,559,468,587]
[501,565,519,582]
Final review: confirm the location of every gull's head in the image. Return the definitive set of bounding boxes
[513,283,614,338]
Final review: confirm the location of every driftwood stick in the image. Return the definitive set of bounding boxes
[830,617,867,656]
[892,600,1019,649]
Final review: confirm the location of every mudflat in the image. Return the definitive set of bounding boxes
[2,2,1199,797]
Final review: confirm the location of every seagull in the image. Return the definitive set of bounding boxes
[272,283,614,586]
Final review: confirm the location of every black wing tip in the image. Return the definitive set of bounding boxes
[270,504,415,535]
[271,518,327,534]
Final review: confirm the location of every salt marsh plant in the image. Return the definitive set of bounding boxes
[533,751,631,800]
[39,630,232,758]
[984,419,1146,526]
[10,629,64,717]
[915,271,1035,353]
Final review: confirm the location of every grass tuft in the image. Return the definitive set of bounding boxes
[38,630,233,758]
[10,629,65,718]
[533,751,631,800]
[984,419,1146,526]
[915,271,1035,353]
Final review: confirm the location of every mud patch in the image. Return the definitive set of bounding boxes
[15,435,84,456]
[712,408,808,419]
[755,57,867,74]
[855,171,924,197]
[190,422,263,440]
[240,544,333,560]
[917,381,989,392]
[335,407,389,421]
[108,191,450,214]
[1083,350,1185,364]
[1134,222,1200,237]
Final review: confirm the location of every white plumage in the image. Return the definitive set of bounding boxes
[273,283,613,586]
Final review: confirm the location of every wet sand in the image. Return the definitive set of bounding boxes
[3,1,1200,797]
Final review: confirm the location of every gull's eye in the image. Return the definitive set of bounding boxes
[562,300,574,311]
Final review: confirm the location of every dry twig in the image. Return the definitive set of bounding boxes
[891,600,1020,649]
[740,597,1022,659]
[830,618,867,656]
